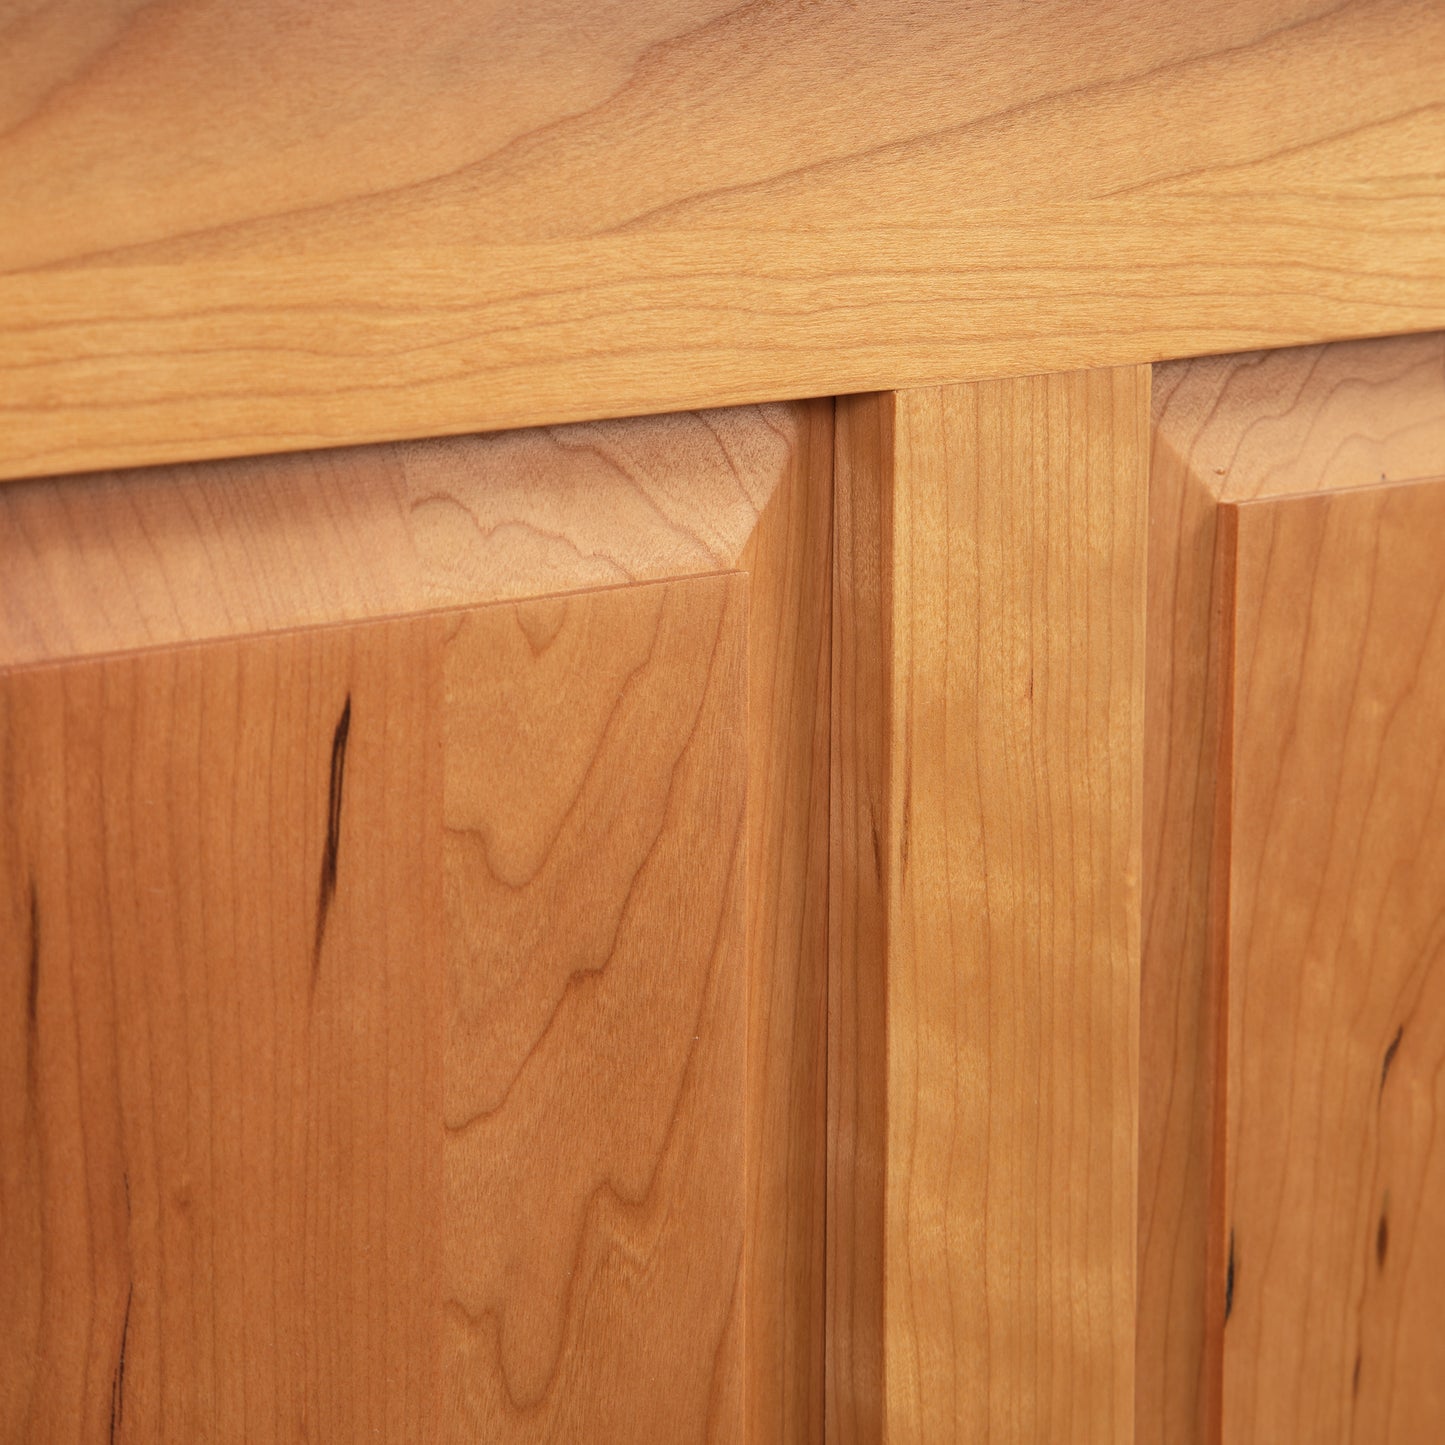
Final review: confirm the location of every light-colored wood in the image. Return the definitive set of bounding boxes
[0,402,805,669]
[4,2,1445,480]
[1222,477,1445,1443]
[830,369,1146,1442]
[740,402,833,1445]
[1152,332,1445,508]
[1139,332,1445,1445]
[0,399,833,1440]
[443,575,748,1441]
[0,616,444,1441]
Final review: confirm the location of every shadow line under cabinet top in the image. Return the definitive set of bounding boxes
[3,0,1445,482]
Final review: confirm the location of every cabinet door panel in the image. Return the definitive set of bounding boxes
[1223,479,1445,1443]
[0,397,832,1443]
[1142,334,1445,1445]
[0,573,749,1443]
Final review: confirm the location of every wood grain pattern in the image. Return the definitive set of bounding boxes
[1221,477,1445,1443]
[443,575,748,1442]
[4,2,1445,479]
[1139,331,1445,1445]
[0,402,806,669]
[1152,332,1445,508]
[0,574,757,1443]
[828,389,892,1445]
[0,616,443,1441]
[830,370,1146,1442]
[739,401,833,1445]
[0,399,832,1441]
[1138,375,1235,1445]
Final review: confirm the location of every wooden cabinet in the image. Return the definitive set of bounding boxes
[1143,336,1445,1445]
[3,4,1445,1442]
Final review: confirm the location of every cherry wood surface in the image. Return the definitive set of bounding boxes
[0,617,444,1440]
[1219,477,1445,1444]
[1140,332,1445,1445]
[0,400,835,1442]
[0,576,753,1442]
[0,402,809,669]
[442,575,749,1441]
[3,2,1444,479]
[739,402,834,1445]
[830,368,1146,1443]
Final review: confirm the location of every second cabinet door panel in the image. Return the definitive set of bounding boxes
[1222,478,1445,1444]
[1142,334,1445,1445]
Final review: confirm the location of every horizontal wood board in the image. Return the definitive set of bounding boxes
[3,1,1445,479]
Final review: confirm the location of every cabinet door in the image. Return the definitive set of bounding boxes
[0,402,833,1444]
[1141,333,1445,1444]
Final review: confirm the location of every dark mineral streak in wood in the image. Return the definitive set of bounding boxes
[313,694,352,983]
[1380,1024,1403,1093]
[25,877,38,1096]
[1224,1230,1236,1324]
[109,1282,132,1443]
